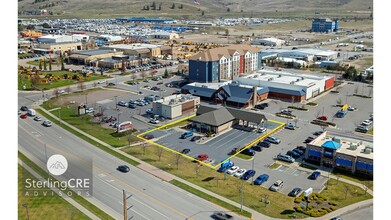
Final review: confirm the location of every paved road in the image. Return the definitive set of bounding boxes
[18,112,246,220]
[340,205,373,220]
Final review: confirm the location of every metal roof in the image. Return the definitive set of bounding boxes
[73,49,117,56]
[268,87,306,96]
[322,141,342,150]
[181,84,216,98]
[190,107,235,127]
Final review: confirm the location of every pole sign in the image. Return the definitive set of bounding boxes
[304,187,313,198]
[118,121,132,133]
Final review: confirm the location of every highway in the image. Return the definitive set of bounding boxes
[18,107,246,220]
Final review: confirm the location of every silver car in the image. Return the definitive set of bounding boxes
[269,180,284,192]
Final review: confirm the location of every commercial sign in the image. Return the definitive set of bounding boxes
[118,121,132,133]
[304,187,313,198]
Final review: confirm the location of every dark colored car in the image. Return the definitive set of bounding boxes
[143,134,154,140]
[211,212,233,220]
[257,141,271,148]
[255,104,265,110]
[253,174,269,185]
[181,149,191,154]
[293,148,304,155]
[251,145,263,152]
[288,187,302,197]
[94,113,103,117]
[191,136,202,142]
[241,170,256,180]
[287,150,300,159]
[305,137,315,143]
[20,106,29,111]
[297,145,306,151]
[313,130,324,136]
[241,148,256,156]
[117,165,130,173]
[309,171,321,180]
[108,82,116,86]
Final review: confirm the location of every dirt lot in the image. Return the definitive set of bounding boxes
[55,88,131,106]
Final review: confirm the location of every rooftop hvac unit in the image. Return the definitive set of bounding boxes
[278,74,282,78]
[296,78,300,82]
[363,148,372,154]
[332,137,342,143]
[365,146,373,152]
[290,81,295,85]
[348,143,358,150]
[201,85,208,88]
[268,77,274,81]
[169,99,175,105]
[301,77,305,80]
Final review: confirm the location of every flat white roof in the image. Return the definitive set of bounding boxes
[156,94,199,106]
[259,37,285,43]
[106,43,162,50]
[242,70,331,87]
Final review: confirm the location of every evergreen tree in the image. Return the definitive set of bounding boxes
[164,68,169,78]
[201,11,204,16]
[61,59,65,71]
[39,60,42,70]
[171,3,175,9]
[43,59,47,71]
[227,8,230,12]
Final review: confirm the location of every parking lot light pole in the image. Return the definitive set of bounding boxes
[85,93,88,106]
[251,157,255,183]
[115,96,118,109]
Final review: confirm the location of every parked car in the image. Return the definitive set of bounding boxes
[181,149,191,154]
[142,134,154,140]
[33,116,42,121]
[317,116,328,121]
[253,174,269,185]
[241,170,256,180]
[292,148,304,156]
[86,107,94,113]
[20,106,29,111]
[181,131,194,139]
[361,120,372,126]
[108,82,116,86]
[356,125,369,133]
[348,106,357,111]
[269,180,284,192]
[313,130,324,136]
[241,148,256,156]
[265,136,281,144]
[118,101,127,107]
[281,109,292,115]
[191,136,202,142]
[257,127,267,133]
[42,120,52,127]
[296,145,306,151]
[277,153,295,163]
[286,150,300,159]
[251,145,263,152]
[309,171,321,180]
[211,211,233,220]
[257,141,271,148]
[285,123,296,130]
[304,136,315,143]
[149,119,160,124]
[146,108,153,114]
[288,187,302,197]
[226,166,240,175]
[128,103,136,109]
[20,114,28,119]
[234,169,247,178]
[330,217,342,220]
[117,165,130,173]
[196,154,209,161]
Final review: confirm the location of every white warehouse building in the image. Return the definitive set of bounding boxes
[38,34,89,44]
[260,48,338,62]
[251,37,286,47]
[234,70,335,101]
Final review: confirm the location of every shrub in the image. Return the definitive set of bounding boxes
[325,207,332,213]
[329,201,338,206]
[294,206,302,212]
[330,206,337,211]
[294,197,302,203]
[306,102,318,106]
[288,106,308,111]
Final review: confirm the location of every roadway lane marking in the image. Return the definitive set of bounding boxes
[116,201,152,220]
[131,197,171,220]
[96,176,121,192]
[18,124,193,220]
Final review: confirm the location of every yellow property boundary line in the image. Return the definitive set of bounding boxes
[136,115,285,169]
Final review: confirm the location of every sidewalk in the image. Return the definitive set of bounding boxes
[38,106,373,220]
[18,159,100,220]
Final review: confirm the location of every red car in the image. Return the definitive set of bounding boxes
[197,154,209,161]
[20,114,28,119]
[317,116,328,121]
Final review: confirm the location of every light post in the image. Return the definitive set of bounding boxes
[251,156,255,183]
[114,96,118,109]
[85,93,88,106]
[22,203,30,220]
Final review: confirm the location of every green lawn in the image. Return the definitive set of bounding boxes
[18,165,90,220]
[369,128,373,135]
[40,100,137,148]
[26,61,56,66]
[18,71,108,90]
[235,153,253,160]
[321,179,373,208]
[161,120,190,130]
[332,171,373,191]
[269,163,281,169]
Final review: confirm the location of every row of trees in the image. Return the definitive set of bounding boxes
[143,2,184,10]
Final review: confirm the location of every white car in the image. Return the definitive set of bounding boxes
[146,108,153,114]
[33,116,42,121]
[227,166,240,175]
[42,120,52,127]
[258,127,267,133]
[86,107,94,113]
[97,80,105,84]
[361,120,372,126]
[149,119,160,124]
[57,89,65,94]
[269,180,284,192]
[234,169,247,178]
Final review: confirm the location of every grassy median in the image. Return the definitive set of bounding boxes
[18,152,114,220]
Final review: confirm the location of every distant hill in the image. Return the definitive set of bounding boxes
[18,0,373,19]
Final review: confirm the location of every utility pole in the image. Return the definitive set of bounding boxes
[44,144,49,178]
[251,157,255,183]
[240,178,244,212]
[123,190,127,220]
[115,96,118,109]
[85,93,88,106]
[22,203,30,220]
